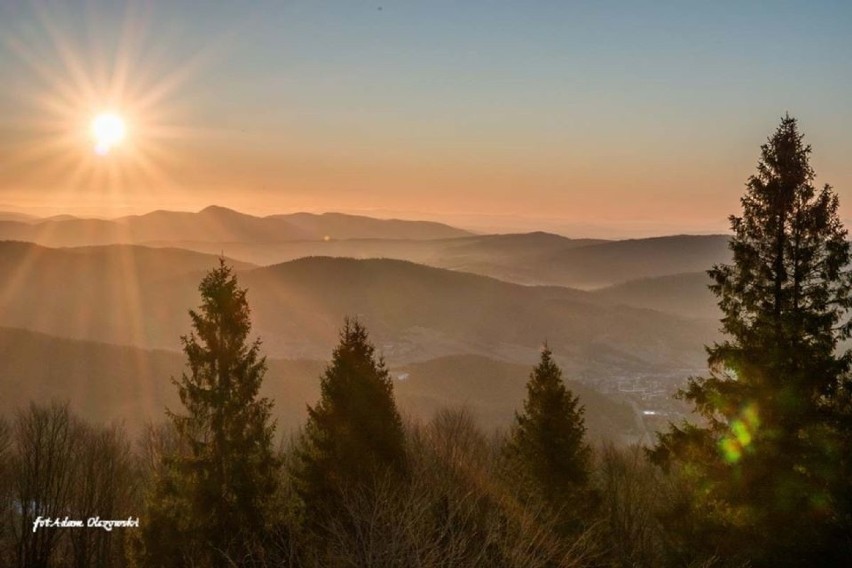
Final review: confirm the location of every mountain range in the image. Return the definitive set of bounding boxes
[146,230,732,289]
[0,242,717,379]
[0,206,736,442]
[0,206,471,246]
[0,207,732,289]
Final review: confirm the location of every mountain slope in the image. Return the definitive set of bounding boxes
[396,354,637,442]
[0,328,635,442]
[138,232,732,290]
[592,272,719,319]
[242,257,715,369]
[138,231,605,280]
[0,244,716,386]
[0,242,253,347]
[137,232,730,291]
[537,234,732,288]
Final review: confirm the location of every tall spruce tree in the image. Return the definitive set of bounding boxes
[294,318,407,529]
[140,260,279,567]
[651,115,852,566]
[505,346,592,523]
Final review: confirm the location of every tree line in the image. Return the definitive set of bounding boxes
[1,115,851,566]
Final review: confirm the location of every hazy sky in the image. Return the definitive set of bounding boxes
[0,0,850,236]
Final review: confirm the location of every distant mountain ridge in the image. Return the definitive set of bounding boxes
[532,234,731,288]
[0,206,736,290]
[132,229,731,289]
[0,205,472,246]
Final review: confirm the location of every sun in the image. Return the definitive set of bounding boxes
[5,1,217,209]
[91,112,127,155]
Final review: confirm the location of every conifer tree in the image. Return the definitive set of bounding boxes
[140,260,279,567]
[651,115,852,566]
[294,318,407,529]
[506,346,592,520]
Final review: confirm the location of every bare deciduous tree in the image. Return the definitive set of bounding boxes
[10,402,80,568]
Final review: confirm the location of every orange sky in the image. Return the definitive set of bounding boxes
[1,1,850,237]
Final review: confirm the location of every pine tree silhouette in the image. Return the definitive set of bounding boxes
[505,345,592,533]
[140,260,279,567]
[651,115,852,566]
[294,318,407,530]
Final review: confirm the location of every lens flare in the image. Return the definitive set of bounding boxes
[719,402,760,464]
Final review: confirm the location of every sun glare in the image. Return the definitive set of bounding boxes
[5,1,227,211]
[91,112,127,155]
